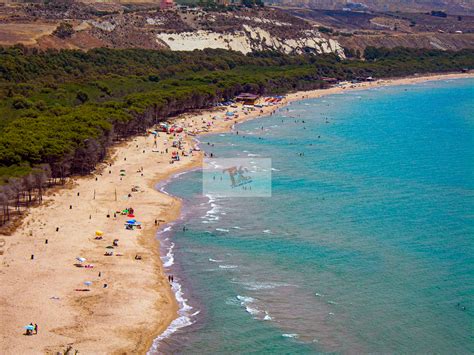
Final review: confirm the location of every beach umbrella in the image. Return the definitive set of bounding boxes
[126,219,136,224]
[84,281,92,286]
[106,246,114,249]
[76,257,86,263]
[95,231,103,236]
[24,325,34,331]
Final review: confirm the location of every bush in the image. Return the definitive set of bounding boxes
[318,26,333,34]
[52,22,74,39]
[12,96,33,110]
[76,91,89,104]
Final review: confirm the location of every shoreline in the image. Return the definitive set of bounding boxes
[0,71,472,354]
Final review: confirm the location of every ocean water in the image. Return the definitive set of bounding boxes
[151,78,474,354]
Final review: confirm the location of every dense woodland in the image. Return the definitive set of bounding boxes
[0,46,473,225]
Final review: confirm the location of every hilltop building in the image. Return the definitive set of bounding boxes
[160,0,174,9]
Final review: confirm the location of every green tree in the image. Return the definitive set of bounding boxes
[76,91,89,104]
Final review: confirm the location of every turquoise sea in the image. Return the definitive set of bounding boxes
[150,78,474,354]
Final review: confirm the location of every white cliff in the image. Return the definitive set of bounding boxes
[156,25,346,57]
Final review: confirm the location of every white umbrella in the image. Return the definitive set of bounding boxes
[76,257,86,263]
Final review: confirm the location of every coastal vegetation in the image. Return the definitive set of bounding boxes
[0,46,473,225]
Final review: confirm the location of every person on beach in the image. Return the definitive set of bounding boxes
[34,324,38,334]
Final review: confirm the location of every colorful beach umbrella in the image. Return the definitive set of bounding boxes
[24,325,34,330]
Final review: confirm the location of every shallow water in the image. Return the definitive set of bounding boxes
[153,78,474,354]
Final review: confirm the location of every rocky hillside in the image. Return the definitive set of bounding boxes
[0,3,345,56]
[271,0,474,15]
[282,7,474,53]
[336,32,474,53]
[1,1,473,57]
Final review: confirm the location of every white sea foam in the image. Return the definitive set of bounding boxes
[148,316,192,353]
[159,186,170,195]
[247,153,260,157]
[205,194,216,204]
[216,228,230,232]
[263,229,271,234]
[219,265,238,269]
[203,202,221,222]
[208,258,223,263]
[239,281,291,291]
[245,305,260,316]
[236,295,260,315]
[148,280,196,353]
[162,242,175,268]
[237,295,254,303]
[282,333,299,338]
[163,226,172,232]
[235,295,274,321]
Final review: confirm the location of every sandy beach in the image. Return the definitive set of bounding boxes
[1,71,472,354]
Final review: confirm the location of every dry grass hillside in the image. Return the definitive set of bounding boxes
[0,1,473,54]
